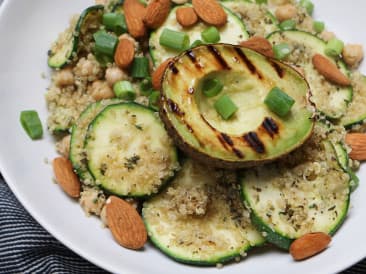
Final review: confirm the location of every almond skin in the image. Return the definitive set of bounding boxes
[176,7,198,28]
[144,0,171,29]
[240,36,274,58]
[106,196,147,250]
[123,0,147,39]
[192,0,227,27]
[290,232,331,261]
[152,58,173,90]
[312,54,351,86]
[114,38,135,69]
[345,133,366,161]
[52,157,81,198]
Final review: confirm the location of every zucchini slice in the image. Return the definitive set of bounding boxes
[142,159,264,265]
[340,75,366,128]
[48,5,104,68]
[69,99,122,185]
[241,124,350,250]
[149,4,249,66]
[267,30,352,119]
[85,103,179,197]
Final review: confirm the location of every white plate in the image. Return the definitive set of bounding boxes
[0,0,365,273]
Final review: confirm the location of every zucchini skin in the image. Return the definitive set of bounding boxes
[48,5,104,68]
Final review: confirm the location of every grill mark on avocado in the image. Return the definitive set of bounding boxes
[168,62,179,74]
[167,99,185,116]
[234,47,263,79]
[186,50,202,70]
[221,133,234,146]
[270,61,285,78]
[262,117,279,138]
[207,45,230,70]
[243,132,265,154]
[232,148,244,158]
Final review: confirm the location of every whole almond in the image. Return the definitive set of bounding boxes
[144,0,171,29]
[176,7,198,28]
[114,38,135,69]
[346,133,366,161]
[152,58,173,90]
[52,157,81,198]
[124,0,147,39]
[240,36,274,58]
[312,54,351,86]
[192,0,227,27]
[106,196,147,250]
[290,232,331,261]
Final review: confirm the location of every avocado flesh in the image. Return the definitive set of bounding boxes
[160,44,314,168]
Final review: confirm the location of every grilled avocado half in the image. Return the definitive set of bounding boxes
[159,44,314,168]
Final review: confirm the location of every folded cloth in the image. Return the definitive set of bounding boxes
[0,176,365,274]
[0,177,108,274]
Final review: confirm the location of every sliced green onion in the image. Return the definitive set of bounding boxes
[93,30,118,57]
[159,28,190,51]
[20,110,43,140]
[279,19,296,31]
[299,0,314,15]
[214,95,238,120]
[113,81,136,100]
[102,13,127,35]
[191,40,204,48]
[313,21,325,33]
[149,91,160,111]
[324,38,344,57]
[202,78,223,97]
[140,77,153,96]
[131,57,150,79]
[264,87,295,117]
[201,27,220,43]
[273,43,291,60]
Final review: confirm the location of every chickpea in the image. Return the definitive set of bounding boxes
[275,4,297,22]
[54,69,74,87]
[320,31,336,42]
[105,66,128,87]
[342,44,364,68]
[89,80,115,101]
[56,135,71,158]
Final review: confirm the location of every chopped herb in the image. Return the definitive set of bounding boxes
[124,154,141,170]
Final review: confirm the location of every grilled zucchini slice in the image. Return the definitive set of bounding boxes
[340,75,366,128]
[267,30,352,119]
[143,159,264,265]
[160,44,314,168]
[149,4,248,66]
[48,5,104,68]
[69,99,122,185]
[85,103,179,197]
[241,125,350,249]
